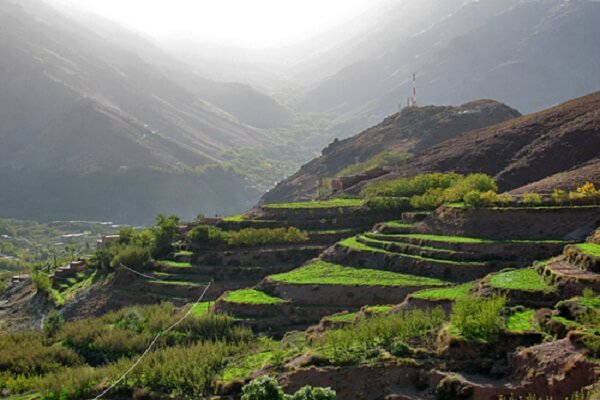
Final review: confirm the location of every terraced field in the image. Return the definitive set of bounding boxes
[222,289,285,305]
[269,260,449,287]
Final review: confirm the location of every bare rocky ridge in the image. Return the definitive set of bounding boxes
[261,100,520,204]
[343,91,600,194]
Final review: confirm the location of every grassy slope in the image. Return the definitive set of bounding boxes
[395,233,567,244]
[411,282,475,300]
[488,268,554,292]
[269,260,448,287]
[223,289,285,305]
[576,243,600,257]
[262,198,363,209]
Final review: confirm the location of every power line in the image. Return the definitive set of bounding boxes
[89,264,212,400]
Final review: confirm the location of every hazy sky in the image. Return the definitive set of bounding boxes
[51,0,378,48]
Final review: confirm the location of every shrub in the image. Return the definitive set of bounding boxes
[462,191,483,207]
[521,193,543,205]
[32,271,52,293]
[552,189,569,204]
[291,386,336,400]
[227,227,308,247]
[110,244,151,270]
[364,196,411,212]
[445,173,498,202]
[187,225,229,245]
[410,188,447,210]
[242,376,286,400]
[450,295,506,341]
[44,310,64,337]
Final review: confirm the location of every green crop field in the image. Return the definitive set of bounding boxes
[576,243,600,257]
[190,301,211,317]
[269,260,449,287]
[393,234,567,244]
[223,214,246,222]
[223,289,285,305]
[411,282,475,300]
[340,236,486,266]
[488,268,554,292]
[382,221,412,228]
[262,198,364,209]
[160,260,193,268]
[506,309,538,332]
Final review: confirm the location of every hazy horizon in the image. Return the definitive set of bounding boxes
[46,0,386,49]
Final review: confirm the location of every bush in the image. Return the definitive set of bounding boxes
[32,271,52,293]
[552,189,569,204]
[187,225,229,246]
[44,310,64,337]
[409,188,447,210]
[462,191,483,207]
[450,295,506,341]
[110,244,151,270]
[364,196,411,212]
[242,376,286,400]
[521,193,543,205]
[291,386,336,400]
[361,173,462,198]
[227,227,309,247]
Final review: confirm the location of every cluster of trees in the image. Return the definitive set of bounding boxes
[361,172,499,210]
[89,214,180,271]
[242,376,335,400]
[188,226,309,247]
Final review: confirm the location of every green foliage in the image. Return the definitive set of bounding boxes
[44,310,64,337]
[291,386,336,400]
[412,282,475,300]
[224,289,285,305]
[263,199,364,209]
[576,243,600,257]
[152,214,180,258]
[552,189,569,204]
[31,271,51,293]
[110,244,151,271]
[450,295,506,342]
[362,173,462,198]
[269,260,448,287]
[488,268,554,293]
[521,192,543,205]
[506,309,538,332]
[320,308,445,363]
[336,150,411,177]
[364,196,411,212]
[227,227,309,247]
[187,224,229,245]
[242,376,286,400]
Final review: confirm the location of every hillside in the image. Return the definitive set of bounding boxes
[0,0,295,222]
[261,100,520,204]
[349,91,600,194]
[296,0,600,135]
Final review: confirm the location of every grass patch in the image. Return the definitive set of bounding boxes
[223,289,285,305]
[147,279,201,287]
[411,282,475,300]
[488,268,554,292]
[160,260,192,268]
[366,305,393,313]
[576,243,600,257]
[222,214,245,222]
[190,301,211,317]
[507,309,538,332]
[340,236,485,266]
[174,250,193,257]
[221,351,272,382]
[263,198,363,209]
[395,234,566,244]
[327,312,358,322]
[382,221,412,228]
[269,260,448,287]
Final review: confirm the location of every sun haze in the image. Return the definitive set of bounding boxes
[50,0,377,48]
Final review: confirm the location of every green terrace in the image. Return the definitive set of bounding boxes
[487,268,555,293]
[268,260,449,287]
[190,301,211,317]
[575,243,600,257]
[377,233,568,244]
[222,289,286,305]
[339,236,488,266]
[262,198,364,209]
[326,305,393,323]
[411,282,475,301]
[380,221,413,228]
[506,309,539,332]
[159,260,193,268]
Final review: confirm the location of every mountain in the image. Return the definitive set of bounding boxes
[0,0,293,223]
[260,100,521,204]
[345,91,600,194]
[296,0,600,136]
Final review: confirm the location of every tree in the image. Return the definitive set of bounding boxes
[152,214,180,258]
[241,376,286,400]
[44,310,63,337]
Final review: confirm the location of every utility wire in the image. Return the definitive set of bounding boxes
[89,264,212,400]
